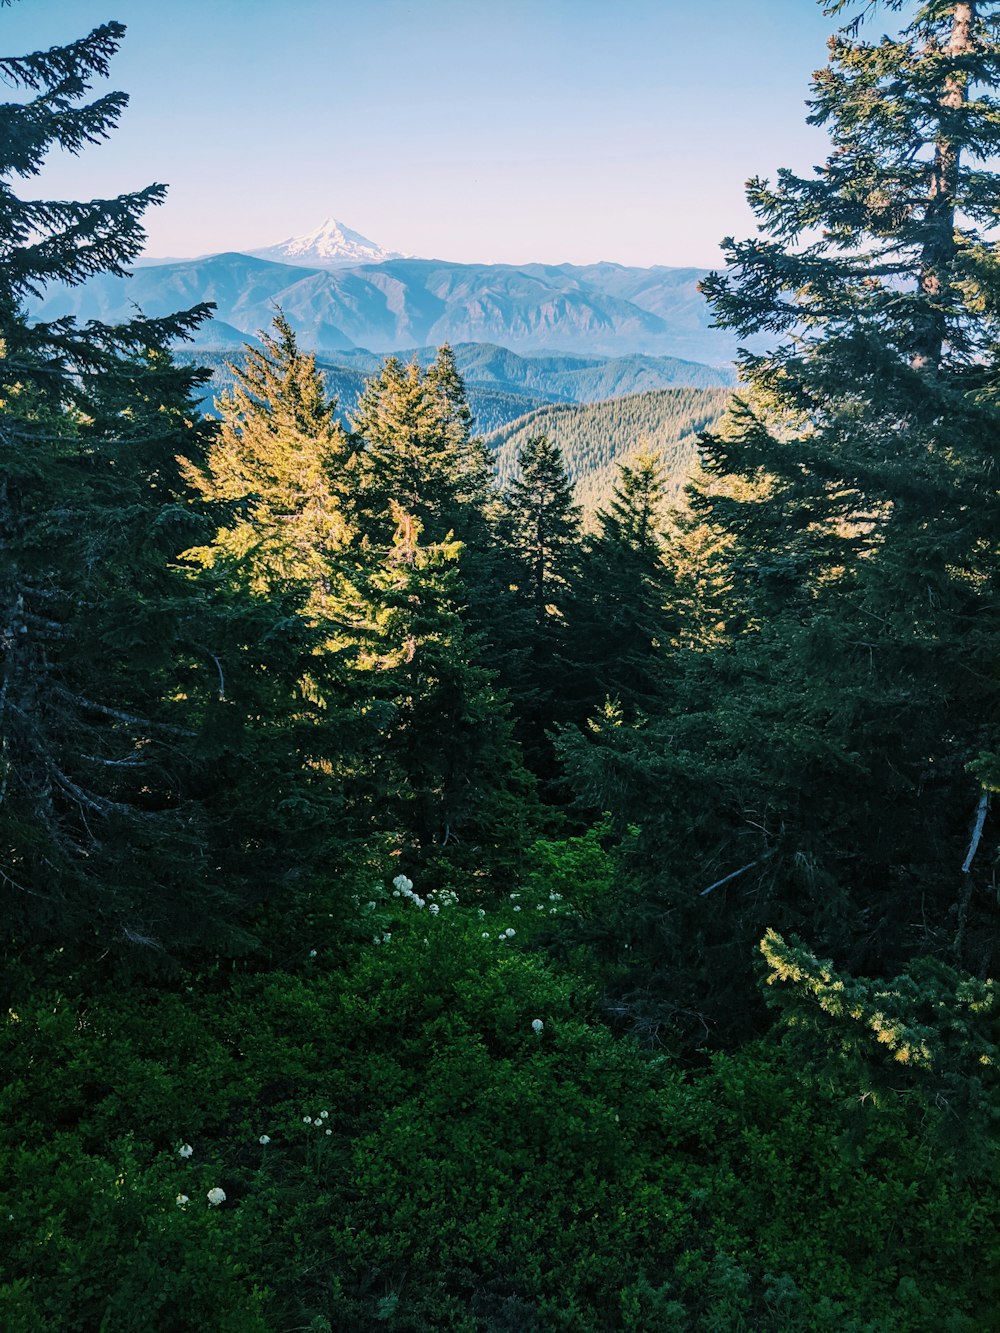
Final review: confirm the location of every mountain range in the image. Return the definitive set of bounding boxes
[32,237,758,364]
[181,342,734,435]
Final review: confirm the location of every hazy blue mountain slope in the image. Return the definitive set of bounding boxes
[30,252,757,361]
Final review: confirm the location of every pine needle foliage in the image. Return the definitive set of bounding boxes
[560,0,1000,1041]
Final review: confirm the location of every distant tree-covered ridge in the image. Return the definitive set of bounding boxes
[177,341,732,436]
[486,386,731,504]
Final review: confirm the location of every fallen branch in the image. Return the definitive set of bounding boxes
[961,788,989,875]
[700,850,774,897]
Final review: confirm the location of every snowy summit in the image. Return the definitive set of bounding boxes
[248,217,406,268]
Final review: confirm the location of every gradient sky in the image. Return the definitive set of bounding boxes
[4,1,915,268]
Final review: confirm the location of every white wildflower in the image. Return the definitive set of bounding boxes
[477,908,486,918]
[505,927,515,938]
[178,1143,193,1159]
[531,1019,544,1034]
[320,1110,329,1120]
[259,1134,271,1145]
[206,1187,226,1207]
[549,892,563,902]
[367,901,377,911]
[513,905,521,912]
[176,1194,189,1206]
[325,1128,332,1136]
[308,949,317,958]
[428,903,440,915]
[392,874,413,894]
[303,1116,312,1124]
[482,932,491,939]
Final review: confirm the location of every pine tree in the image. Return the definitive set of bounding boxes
[357,505,535,868]
[348,351,538,870]
[561,0,1000,1041]
[179,315,390,906]
[351,346,494,547]
[502,435,583,781]
[182,313,355,618]
[570,452,676,718]
[0,16,239,952]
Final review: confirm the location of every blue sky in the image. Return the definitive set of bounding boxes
[4,1,912,268]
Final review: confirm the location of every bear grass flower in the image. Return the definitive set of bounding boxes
[532,1019,544,1034]
[207,1187,226,1207]
[178,1143,193,1159]
[176,1194,189,1207]
[259,1134,271,1145]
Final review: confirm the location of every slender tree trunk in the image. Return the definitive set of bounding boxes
[913,2,974,371]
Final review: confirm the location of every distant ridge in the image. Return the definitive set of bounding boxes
[175,342,733,436]
[31,251,757,362]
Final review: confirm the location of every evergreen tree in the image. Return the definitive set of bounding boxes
[561,0,1000,1040]
[569,452,676,718]
[182,313,355,619]
[348,352,538,870]
[179,316,390,903]
[356,504,536,869]
[0,16,244,952]
[351,346,494,547]
[502,435,583,781]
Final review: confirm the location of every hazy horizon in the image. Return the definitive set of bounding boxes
[4,1,918,269]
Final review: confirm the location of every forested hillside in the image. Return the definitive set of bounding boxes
[486,387,731,500]
[2,6,998,1333]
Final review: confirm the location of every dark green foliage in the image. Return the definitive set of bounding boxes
[0,15,238,952]
[3,868,995,1331]
[568,453,677,718]
[559,0,1000,1041]
[499,436,584,781]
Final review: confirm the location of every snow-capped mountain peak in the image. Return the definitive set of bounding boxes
[248,217,405,268]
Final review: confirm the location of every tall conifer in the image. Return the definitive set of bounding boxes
[0,15,237,951]
[562,0,1000,1039]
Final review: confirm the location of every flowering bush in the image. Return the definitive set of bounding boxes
[0,850,994,1332]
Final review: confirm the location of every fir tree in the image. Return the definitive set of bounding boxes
[180,315,384,898]
[351,346,494,548]
[0,16,237,952]
[502,435,583,782]
[349,352,538,870]
[182,313,355,619]
[569,452,676,718]
[561,0,1000,1041]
